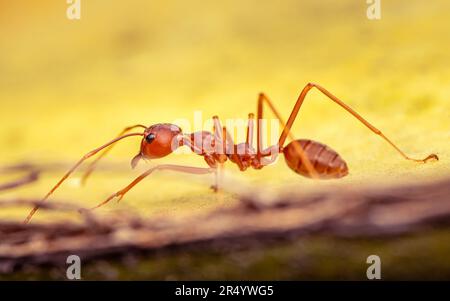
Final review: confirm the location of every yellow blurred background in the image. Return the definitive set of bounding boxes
[0,0,449,222]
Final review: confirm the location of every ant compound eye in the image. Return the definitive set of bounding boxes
[145,133,156,143]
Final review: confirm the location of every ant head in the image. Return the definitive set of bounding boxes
[140,123,182,159]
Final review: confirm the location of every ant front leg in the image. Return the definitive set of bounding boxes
[23,132,145,224]
[90,164,215,210]
[277,83,438,163]
[210,162,221,192]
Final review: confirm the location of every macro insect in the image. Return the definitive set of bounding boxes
[24,83,438,223]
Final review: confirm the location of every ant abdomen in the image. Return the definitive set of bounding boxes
[283,139,348,179]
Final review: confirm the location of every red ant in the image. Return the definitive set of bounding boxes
[24,83,438,224]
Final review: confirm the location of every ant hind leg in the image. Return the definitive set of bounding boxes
[278,83,438,163]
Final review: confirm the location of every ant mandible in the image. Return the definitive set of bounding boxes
[24,83,438,223]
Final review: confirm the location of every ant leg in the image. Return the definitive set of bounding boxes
[211,116,229,162]
[246,113,255,148]
[222,125,246,171]
[212,116,234,152]
[179,136,222,192]
[212,167,220,192]
[81,124,147,185]
[90,164,215,209]
[23,132,145,224]
[222,126,238,154]
[210,163,225,192]
[222,127,228,154]
[277,83,438,163]
[223,125,247,170]
[257,94,319,178]
[213,115,223,142]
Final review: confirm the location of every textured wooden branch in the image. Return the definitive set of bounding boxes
[0,176,449,273]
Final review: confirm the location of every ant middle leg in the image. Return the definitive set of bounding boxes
[246,113,255,148]
[256,93,319,178]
